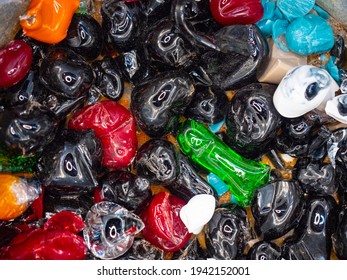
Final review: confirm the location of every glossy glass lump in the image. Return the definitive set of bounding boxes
[83,201,144,259]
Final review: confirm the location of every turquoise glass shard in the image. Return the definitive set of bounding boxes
[177,119,270,207]
[256,0,277,38]
[257,19,276,38]
[277,0,315,21]
[325,57,341,83]
[272,19,289,52]
[207,172,229,196]
[208,119,225,134]
[274,7,285,19]
[262,0,276,20]
[313,5,330,20]
[207,173,239,204]
[286,14,334,55]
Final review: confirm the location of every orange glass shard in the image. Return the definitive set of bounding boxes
[20,0,80,44]
[0,174,40,220]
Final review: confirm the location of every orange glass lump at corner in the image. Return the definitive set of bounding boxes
[0,174,41,221]
[20,0,80,44]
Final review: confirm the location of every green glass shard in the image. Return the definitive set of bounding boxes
[177,119,270,206]
[0,146,38,173]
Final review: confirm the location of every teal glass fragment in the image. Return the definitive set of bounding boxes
[313,4,330,20]
[277,0,315,21]
[272,19,289,52]
[209,119,225,134]
[257,19,275,38]
[230,194,239,205]
[261,0,276,20]
[319,54,329,62]
[274,7,285,19]
[285,14,334,55]
[207,172,229,196]
[207,173,240,205]
[325,57,341,83]
[256,0,278,38]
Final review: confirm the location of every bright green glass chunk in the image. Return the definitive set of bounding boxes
[177,119,270,206]
[0,147,38,173]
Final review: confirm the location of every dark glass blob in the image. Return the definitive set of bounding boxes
[293,158,337,196]
[39,47,94,99]
[146,19,195,69]
[0,105,58,157]
[41,93,87,120]
[0,224,19,248]
[100,171,152,214]
[168,155,216,202]
[335,162,347,208]
[251,180,305,240]
[332,208,347,259]
[276,112,324,158]
[101,0,147,52]
[130,70,195,137]
[117,238,165,260]
[15,31,48,68]
[184,85,228,125]
[144,0,172,24]
[172,0,220,51]
[91,56,124,101]
[282,196,338,260]
[247,241,281,260]
[36,129,103,194]
[205,206,253,259]
[330,35,345,68]
[115,48,154,85]
[306,125,331,161]
[172,238,207,260]
[43,190,94,218]
[200,25,268,90]
[338,95,347,116]
[135,139,179,186]
[332,129,347,206]
[179,0,212,21]
[185,63,213,86]
[327,128,347,171]
[63,14,104,61]
[0,69,86,120]
[0,70,41,108]
[225,83,281,159]
[335,146,347,172]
